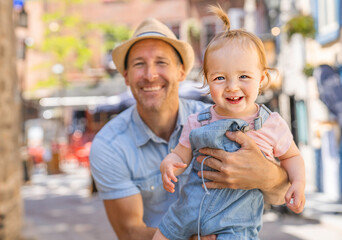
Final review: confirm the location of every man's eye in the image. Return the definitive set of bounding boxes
[157,61,167,65]
[133,62,144,67]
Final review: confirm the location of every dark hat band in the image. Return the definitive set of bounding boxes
[136,31,167,38]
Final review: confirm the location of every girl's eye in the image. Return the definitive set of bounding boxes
[240,75,249,79]
[214,76,225,81]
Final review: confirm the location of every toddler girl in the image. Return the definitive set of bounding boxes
[153,5,305,240]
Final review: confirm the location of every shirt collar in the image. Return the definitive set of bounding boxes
[177,98,188,127]
[132,100,188,147]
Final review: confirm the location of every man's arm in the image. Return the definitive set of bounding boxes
[197,131,290,205]
[105,195,217,240]
[103,194,156,240]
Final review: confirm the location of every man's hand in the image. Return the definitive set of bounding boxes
[190,234,216,240]
[197,131,290,204]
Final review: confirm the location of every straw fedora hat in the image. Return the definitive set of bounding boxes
[112,18,194,76]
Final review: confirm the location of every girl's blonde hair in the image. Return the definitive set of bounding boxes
[202,5,277,93]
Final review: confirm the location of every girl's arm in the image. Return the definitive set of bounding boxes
[278,141,305,187]
[278,141,306,213]
[160,143,192,193]
[171,143,193,175]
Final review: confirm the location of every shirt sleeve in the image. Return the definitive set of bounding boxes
[89,136,140,200]
[178,113,198,148]
[271,113,293,157]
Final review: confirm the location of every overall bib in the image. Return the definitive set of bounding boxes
[159,105,271,240]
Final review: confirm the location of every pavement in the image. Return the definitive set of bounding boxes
[21,163,342,240]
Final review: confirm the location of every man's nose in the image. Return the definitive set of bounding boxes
[145,64,158,81]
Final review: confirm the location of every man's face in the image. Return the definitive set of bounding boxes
[124,39,185,113]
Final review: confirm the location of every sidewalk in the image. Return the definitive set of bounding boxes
[21,164,342,240]
[301,192,342,237]
[21,164,117,240]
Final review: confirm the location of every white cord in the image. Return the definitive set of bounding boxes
[197,156,211,240]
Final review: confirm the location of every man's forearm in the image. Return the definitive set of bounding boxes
[103,196,157,240]
[120,226,156,240]
[262,162,290,205]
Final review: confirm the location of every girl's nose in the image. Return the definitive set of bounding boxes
[225,79,238,91]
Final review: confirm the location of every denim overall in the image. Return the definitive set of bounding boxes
[159,105,272,240]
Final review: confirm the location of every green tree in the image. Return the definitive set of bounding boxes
[98,23,132,53]
[35,0,131,90]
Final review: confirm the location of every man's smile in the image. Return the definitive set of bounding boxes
[142,86,163,92]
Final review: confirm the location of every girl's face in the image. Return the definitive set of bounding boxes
[206,41,265,118]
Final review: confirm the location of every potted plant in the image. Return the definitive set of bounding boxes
[285,14,316,40]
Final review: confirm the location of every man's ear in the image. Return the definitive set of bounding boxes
[178,65,186,83]
[123,70,129,86]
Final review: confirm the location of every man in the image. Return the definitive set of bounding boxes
[90,18,289,240]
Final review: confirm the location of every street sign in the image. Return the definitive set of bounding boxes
[13,0,24,9]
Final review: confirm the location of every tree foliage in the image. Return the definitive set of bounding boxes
[98,23,132,52]
[36,0,131,89]
[285,14,316,40]
[42,11,92,70]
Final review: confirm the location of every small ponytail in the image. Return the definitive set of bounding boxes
[209,4,231,33]
[203,4,273,93]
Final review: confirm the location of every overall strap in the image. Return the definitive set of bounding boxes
[197,106,212,126]
[253,104,272,130]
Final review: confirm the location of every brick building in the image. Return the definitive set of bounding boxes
[23,0,271,95]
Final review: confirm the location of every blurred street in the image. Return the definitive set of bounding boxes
[21,163,116,240]
[21,164,342,240]
[1,0,342,239]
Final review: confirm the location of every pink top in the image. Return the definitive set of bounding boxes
[179,105,293,160]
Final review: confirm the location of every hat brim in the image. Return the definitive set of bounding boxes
[112,35,194,77]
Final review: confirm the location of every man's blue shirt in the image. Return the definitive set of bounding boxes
[90,98,208,227]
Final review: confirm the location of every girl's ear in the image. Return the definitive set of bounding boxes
[259,70,268,94]
[259,70,266,87]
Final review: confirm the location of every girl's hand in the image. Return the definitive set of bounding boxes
[161,161,187,193]
[285,181,306,213]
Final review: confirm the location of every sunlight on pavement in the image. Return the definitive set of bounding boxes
[22,164,342,240]
[21,164,117,240]
[282,224,342,240]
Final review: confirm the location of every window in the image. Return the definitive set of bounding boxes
[166,23,180,39]
[17,38,26,60]
[313,0,341,44]
[200,16,222,58]
[200,8,246,60]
